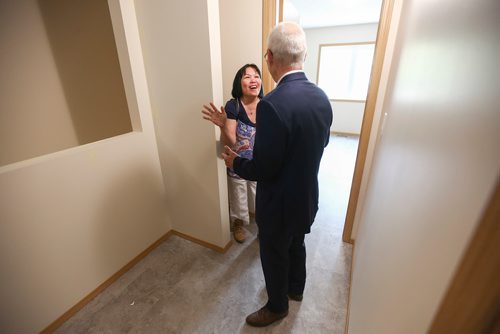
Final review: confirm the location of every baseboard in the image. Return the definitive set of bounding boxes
[41,231,173,333]
[40,229,231,333]
[331,131,360,137]
[344,239,356,334]
[171,230,233,253]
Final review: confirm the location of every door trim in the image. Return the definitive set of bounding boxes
[261,0,279,95]
[262,0,395,244]
[428,181,500,333]
[342,0,396,243]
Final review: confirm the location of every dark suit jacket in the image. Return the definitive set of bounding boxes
[233,72,332,235]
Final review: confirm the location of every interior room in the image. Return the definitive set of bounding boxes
[1,0,498,333]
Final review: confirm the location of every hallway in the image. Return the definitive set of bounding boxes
[55,134,359,333]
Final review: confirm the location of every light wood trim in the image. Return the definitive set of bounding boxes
[41,231,174,333]
[278,0,283,22]
[262,0,277,95]
[332,131,360,138]
[342,0,396,243]
[344,240,356,334]
[316,43,322,87]
[41,229,232,333]
[428,181,500,334]
[171,230,233,253]
[331,99,366,103]
[319,41,376,47]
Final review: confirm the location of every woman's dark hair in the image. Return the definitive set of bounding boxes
[231,64,264,99]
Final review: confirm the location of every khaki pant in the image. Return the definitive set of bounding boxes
[227,175,256,225]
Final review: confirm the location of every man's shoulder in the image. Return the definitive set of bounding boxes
[262,80,331,115]
[265,79,318,100]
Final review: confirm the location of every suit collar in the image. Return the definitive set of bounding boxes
[276,71,306,86]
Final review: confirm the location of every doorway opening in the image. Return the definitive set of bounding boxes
[263,0,395,243]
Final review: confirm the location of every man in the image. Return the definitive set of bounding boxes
[222,22,333,327]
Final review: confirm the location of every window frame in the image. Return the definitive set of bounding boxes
[316,41,376,102]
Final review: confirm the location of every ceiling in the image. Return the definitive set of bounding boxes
[284,0,383,29]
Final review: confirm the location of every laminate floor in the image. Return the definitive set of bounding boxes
[55,134,359,334]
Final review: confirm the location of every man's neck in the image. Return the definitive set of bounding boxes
[272,64,302,83]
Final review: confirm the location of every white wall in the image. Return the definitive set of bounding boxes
[0,1,170,332]
[0,0,132,166]
[134,0,230,248]
[348,0,500,333]
[219,0,263,102]
[304,24,379,134]
[330,101,365,135]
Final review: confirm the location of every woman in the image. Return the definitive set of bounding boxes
[202,64,264,243]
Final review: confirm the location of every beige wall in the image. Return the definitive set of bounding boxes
[0,0,255,331]
[304,24,379,135]
[0,0,78,165]
[0,0,131,166]
[219,0,263,102]
[134,0,231,247]
[348,0,500,333]
[0,1,170,332]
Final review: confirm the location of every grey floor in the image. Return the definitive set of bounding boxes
[56,134,359,334]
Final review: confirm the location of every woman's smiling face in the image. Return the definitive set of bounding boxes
[241,67,262,98]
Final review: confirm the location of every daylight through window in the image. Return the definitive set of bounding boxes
[317,42,375,101]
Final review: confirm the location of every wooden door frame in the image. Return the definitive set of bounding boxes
[261,0,282,95]
[428,181,500,333]
[262,0,395,244]
[341,0,396,243]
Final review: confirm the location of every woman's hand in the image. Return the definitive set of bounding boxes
[201,102,227,128]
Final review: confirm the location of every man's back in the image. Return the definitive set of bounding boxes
[249,72,332,235]
[225,21,333,327]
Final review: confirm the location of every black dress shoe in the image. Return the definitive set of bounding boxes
[246,306,288,327]
[288,292,303,301]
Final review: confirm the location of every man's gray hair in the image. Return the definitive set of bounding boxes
[267,22,307,67]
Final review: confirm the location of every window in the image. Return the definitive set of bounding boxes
[317,42,375,101]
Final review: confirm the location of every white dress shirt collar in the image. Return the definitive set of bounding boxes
[276,70,304,86]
